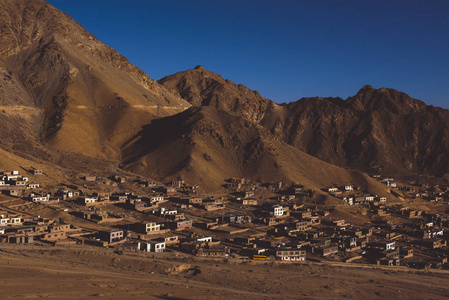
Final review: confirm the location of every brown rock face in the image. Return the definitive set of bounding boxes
[159,67,449,177]
[0,0,446,191]
[121,106,386,192]
[158,65,273,123]
[0,0,190,160]
[280,87,449,176]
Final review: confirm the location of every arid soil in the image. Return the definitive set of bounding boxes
[1,244,449,299]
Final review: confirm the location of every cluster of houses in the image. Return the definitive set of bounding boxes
[398,182,449,204]
[326,185,387,208]
[0,170,42,197]
[0,213,80,245]
[371,175,398,188]
[2,170,449,269]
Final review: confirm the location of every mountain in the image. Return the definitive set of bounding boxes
[280,86,449,176]
[121,105,391,195]
[0,0,445,193]
[159,67,449,177]
[159,65,275,123]
[0,0,190,162]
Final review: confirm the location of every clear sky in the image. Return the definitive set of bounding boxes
[47,0,449,108]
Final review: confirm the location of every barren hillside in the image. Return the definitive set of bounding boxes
[1,0,447,193]
[122,106,393,194]
[0,0,190,160]
[160,67,449,177]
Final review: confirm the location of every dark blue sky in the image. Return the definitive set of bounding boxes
[47,0,449,108]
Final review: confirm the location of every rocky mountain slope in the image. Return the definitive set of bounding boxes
[0,0,190,161]
[280,85,449,176]
[122,106,391,193]
[159,65,274,123]
[0,0,446,192]
[159,67,449,177]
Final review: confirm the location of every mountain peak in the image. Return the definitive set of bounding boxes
[349,85,426,114]
[158,66,273,123]
[0,0,190,160]
[194,65,206,70]
[359,84,375,92]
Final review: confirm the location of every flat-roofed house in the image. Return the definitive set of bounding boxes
[276,249,306,261]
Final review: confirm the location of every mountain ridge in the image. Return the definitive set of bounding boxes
[0,0,447,192]
[159,65,449,177]
[121,105,393,195]
[0,0,191,161]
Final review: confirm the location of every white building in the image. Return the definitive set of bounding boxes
[274,206,284,217]
[160,207,177,216]
[151,242,166,252]
[32,194,50,202]
[386,241,395,250]
[365,196,375,202]
[138,242,151,252]
[78,197,98,205]
[0,215,22,226]
[345,185,354,191]
[343,197,354,205]
[146,222,161,233]
[150,196,165,203]
[197,236,212,242]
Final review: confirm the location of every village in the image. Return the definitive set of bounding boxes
[1,168,449,270]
